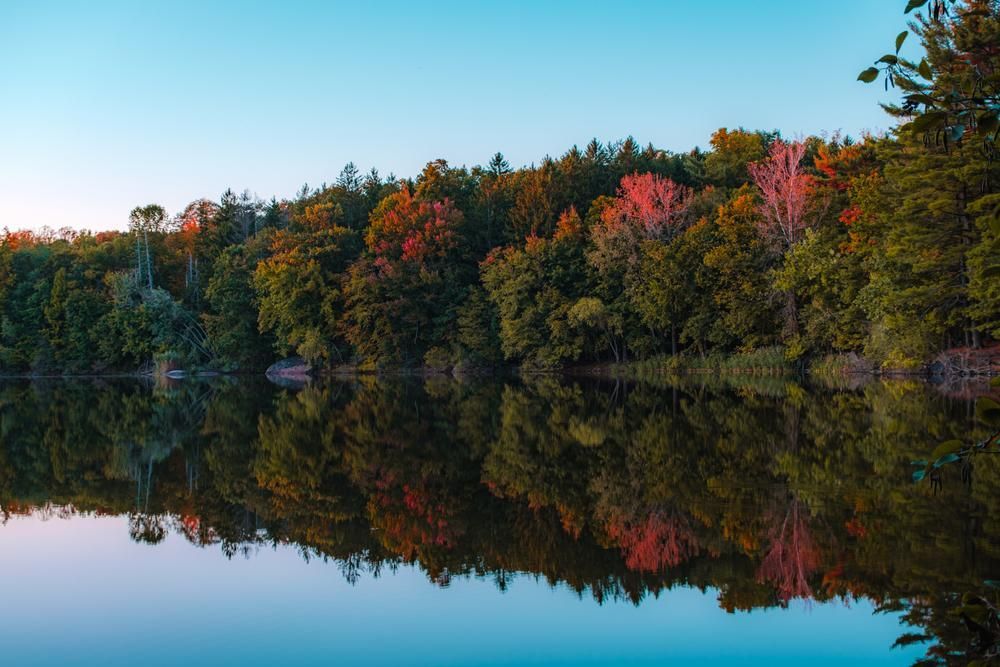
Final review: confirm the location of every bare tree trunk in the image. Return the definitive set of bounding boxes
[783,290,799,340]
[135,237,143,284]
[143,230,153,290]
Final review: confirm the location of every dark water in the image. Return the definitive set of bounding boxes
[0,375,996,666]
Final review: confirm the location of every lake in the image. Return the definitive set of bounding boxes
[0,374,995,665]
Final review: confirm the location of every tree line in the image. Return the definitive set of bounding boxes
[1,2,997,374]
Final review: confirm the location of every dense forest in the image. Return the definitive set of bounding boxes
[1,1,998,375]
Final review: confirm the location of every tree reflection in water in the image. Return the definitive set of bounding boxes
[0,374,998,665]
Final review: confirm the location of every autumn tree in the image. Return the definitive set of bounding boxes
[341,187,469,367]
[586,173,693,359]
[748,139,814,249]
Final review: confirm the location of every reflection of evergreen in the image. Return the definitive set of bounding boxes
[0,376,996,662]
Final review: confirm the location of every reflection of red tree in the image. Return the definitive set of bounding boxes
[757,500,820,602]
[369,472,460,560]
[607,509,699,573]
[176,513,219,547]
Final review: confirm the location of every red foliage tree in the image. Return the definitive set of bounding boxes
[589,173,692,271]
[366,187,462,276]
[748,140,814,247]
[601,173,691,238]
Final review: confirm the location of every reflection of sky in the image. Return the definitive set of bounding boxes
[0,515,923,666]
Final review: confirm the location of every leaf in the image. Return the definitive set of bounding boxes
[858,67,880,83]
[910,459,929,466]
[892,632,931,648]
[991,376,1000,388]
[964,592,985,606]
[905,93,937,107]
[976,397,1000,426]
[977,111,999,136]
[985,580,1000,588]
[896,31,908,54]
[930,439,964,461]
[905,0,928,12]
[962,604,990,625]
[918,59,933,80]
[950,124,965,142]
[913,469,926,482]
[910,111,948,133]
[877,54,898,65]
[933,452,961,468]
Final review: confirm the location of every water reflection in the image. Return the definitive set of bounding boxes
[0,375,997,664]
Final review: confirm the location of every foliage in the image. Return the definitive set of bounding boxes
[1,4,1000,374]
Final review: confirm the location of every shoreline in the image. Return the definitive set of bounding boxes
[1,358,996,382]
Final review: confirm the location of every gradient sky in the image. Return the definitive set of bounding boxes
[0,1,917,231]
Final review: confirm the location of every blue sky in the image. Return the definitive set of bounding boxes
[0,1,916,231]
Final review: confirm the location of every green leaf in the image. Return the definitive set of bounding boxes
[895,31,908,54]
[930,439,964,461]
[905,0,929,12]
[910,111,948,133]
[910,459,929,466]
[858,67,880,83]
[913,469,926,482]
[933,452,961,468]
[976,397,1000,426]
[918,59,933,80]
[877,54,898,65]
[964,592,985,606]
[905,93,937,107]
[990,376,1000,388]
[950,124,965,142]
[963,605,991,625]
[977,111,999,136]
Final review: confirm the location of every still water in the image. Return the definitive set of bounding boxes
[0,375,994,665]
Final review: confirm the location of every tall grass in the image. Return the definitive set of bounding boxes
[624,346,793,378]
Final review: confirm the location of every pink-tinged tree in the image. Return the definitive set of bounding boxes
[589,173,692,272]
[748,140,813,248]
[585,173,692,361]
[605,172,692,239]
[606,508,699,573]
[756,500,821,603]
[343,187,467,366]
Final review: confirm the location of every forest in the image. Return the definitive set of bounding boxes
[1,0,998,375]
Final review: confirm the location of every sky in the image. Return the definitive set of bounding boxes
[0,1,918,231]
